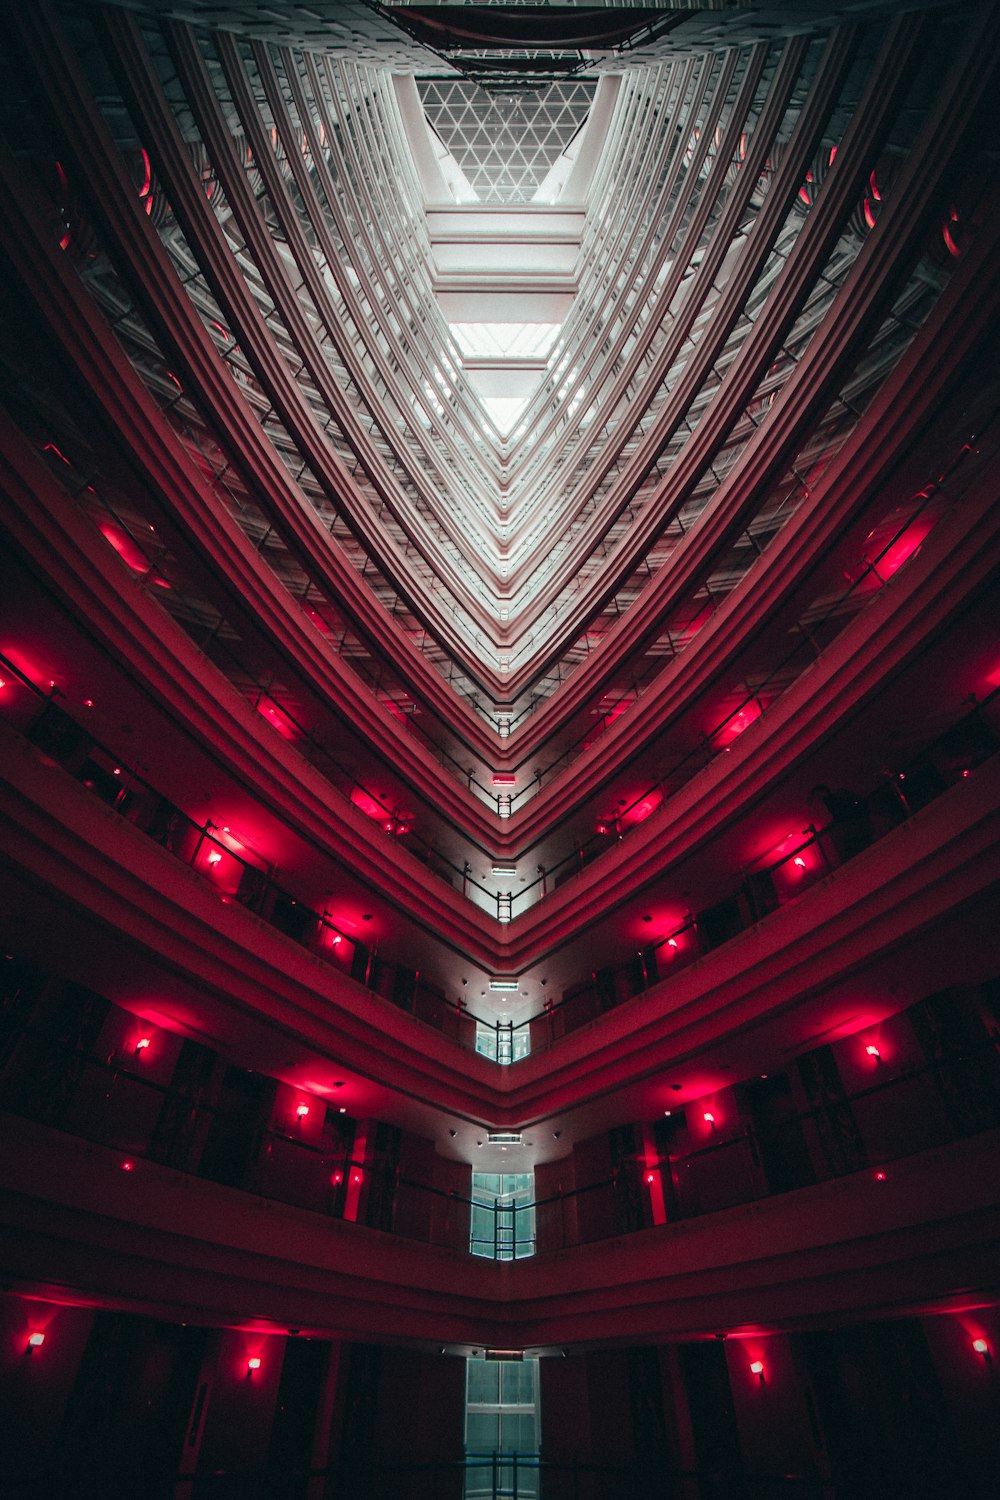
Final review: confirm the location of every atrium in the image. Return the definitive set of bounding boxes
[1,1,999,1496]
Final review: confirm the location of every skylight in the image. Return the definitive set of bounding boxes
[450,323,561,362]
[481,396,530,436]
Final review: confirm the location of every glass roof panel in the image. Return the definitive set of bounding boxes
[449,323,561,361]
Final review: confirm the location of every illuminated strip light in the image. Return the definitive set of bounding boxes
[491,863,517,876]
[488,978,519,992]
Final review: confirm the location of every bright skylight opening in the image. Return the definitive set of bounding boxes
[450,323,561,361]
[481,396,530,436]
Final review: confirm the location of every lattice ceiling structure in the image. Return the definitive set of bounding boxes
[418,80,595,203]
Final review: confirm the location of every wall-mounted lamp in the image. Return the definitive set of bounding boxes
[973,1338,992,1364]
[26,1332,45,1353]
[207,850,222,867]
[135,1036,151,1055]
[645,1172,655,1185]
[793,856,806,869]
[750,1360,765,1383]
[247,1357,261,1377]
[703,1112,715,1127]
[296,1104,309,1119]
[667,938,678,950]
[866,1044,881,1062]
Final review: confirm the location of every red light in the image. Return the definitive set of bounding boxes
[207,850,222,867]
[98,520,151,574]
[247,1357,261,1372]
[257,699,296,740]
[703,1112,715,1126]
[619,787,662,828]
[973,1338,989,1355]
[296,1104,309,1118]
[646,1172,655,1185]
[793,856,806,869]
[867,514,935,580]
[873,1170,887,1182]
[135,1037,151,1052]
[352,1172,361,1184]
[713,699,762,748]
[121,1161,134,1172]
[750,1360,765,1381]
[866,1044,881,1061]
[350,785,404,827]
[332,934,342,946]
[667,937,678,949]
[83,699,93,708]
[27,1332,45,1349]
[332,1171,343,1185]
[492,774,516,787]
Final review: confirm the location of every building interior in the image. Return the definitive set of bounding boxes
[1,1,999,1495]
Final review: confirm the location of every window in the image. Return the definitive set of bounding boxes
[475,1022,530,1065]
[470,1171,535,1260]
[464,1356,540,1499]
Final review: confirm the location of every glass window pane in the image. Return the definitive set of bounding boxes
[466,1358,499,1404]
[465,1412,499,1451]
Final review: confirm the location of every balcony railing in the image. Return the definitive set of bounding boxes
[2,647,997,1063]
[2,975,997,1260]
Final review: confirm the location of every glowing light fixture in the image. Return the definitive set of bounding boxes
[973,1339,991,1361]
[703,1112,715,1127]
[866,1044,881,1061]
[27,1332,45,1350]
[296,1104,310,1119]
[489,978,519,992]
[207,849,222,867]
[247,1357,261,1374]
[135,1037,151,1053]
[750,1360,765,1382]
